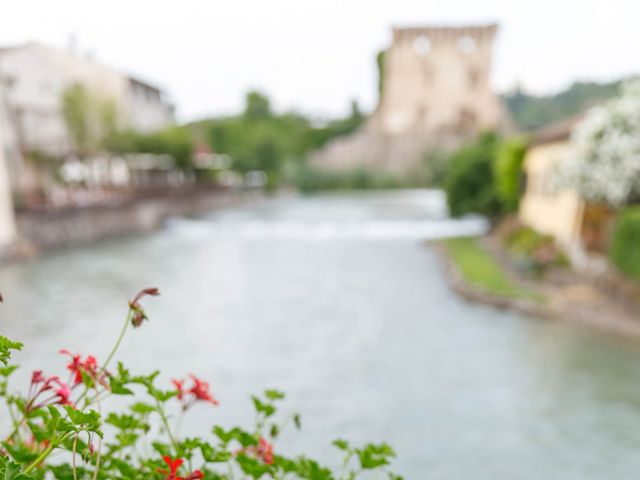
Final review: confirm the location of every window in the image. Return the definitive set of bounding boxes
[458,35,476,54]
[413,35,431,56]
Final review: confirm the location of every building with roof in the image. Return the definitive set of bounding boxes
[0,41,173,199]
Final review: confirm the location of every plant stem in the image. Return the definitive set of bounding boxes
[102,309,133,372]
[23,442,55,474]
[72,434,78,480]
[156,399,179,453]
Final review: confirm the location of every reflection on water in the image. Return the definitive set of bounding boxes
[2,190,640,479]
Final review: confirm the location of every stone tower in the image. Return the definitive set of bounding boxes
[312,24,509,172]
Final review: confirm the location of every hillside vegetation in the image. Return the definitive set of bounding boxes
[503,79,629,130]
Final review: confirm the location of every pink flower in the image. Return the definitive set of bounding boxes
[257,437,274,465]
[31,370,45,385]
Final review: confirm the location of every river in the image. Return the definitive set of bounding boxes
[2,190,640,479]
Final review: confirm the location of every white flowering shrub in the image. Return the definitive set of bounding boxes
[557,80,640,207]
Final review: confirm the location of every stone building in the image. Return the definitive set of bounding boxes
[0,41,173,199]
[0,84,16,249]
[312,24,509,173]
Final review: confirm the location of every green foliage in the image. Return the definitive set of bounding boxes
[502,224,568,274]
[610,206,640,281]
[503,80,625,130]
[0,336,22,366]
[107,126,194,170]
[243,91,272,120]
[493,137,527,212]
[444,132,503,218]
[0,291,400,480]
[61,84,120,157]
[197,91,366,188]
[292,166,408,192]
[444,237,542,301]
[376,50,386,100]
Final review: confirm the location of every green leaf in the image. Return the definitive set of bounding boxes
[293,413,302,430]
[0,336,23,367]
[251,396,276,418]
[235,454,271,479]
[332,439,350,452]
[356,443,395,470]
[264,389,285,401]
[0,365,18,377]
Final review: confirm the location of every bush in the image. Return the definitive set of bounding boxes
[0,289,401,480]
[444,132,503,218]
[107,127,195,171]
[610,206,640,280]
[503,224,568,274]
[493,138,527,212]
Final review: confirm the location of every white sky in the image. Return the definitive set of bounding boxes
[1,0,638,121]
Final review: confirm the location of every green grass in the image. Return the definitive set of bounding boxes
[443,237,542,301]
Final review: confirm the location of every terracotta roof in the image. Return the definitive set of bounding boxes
[530,114,584,145]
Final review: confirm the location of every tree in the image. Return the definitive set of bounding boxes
[244,90,271,120]
[61,84,120,158]
[556,80,640,207]
[493,137,527,212]
[445,132,503,218]
[61,84,93,157]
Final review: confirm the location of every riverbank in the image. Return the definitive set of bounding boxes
[7,186,264,258]
[435,235,640,339]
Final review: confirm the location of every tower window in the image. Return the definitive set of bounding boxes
[458,36,477,54]
[413,35,431,56]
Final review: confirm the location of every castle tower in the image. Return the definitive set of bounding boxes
[374,24,505,136]
[312,24,509,173]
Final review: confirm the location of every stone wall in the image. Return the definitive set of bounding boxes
[15,187,259,250]
[312,24,510,173]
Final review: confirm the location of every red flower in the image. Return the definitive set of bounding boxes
[158,456,184,480]
[31,370,45,385]
[59,350,107,388]
[185,470,204,480]
[172,375,219,411]
[188,375,218,405]
[257,437,274,465]
[172,379,185,400]
[60,349,84,385]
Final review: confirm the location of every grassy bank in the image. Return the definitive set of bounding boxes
[443,237,541,301]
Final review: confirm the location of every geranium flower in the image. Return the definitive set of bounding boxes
[184,471,204,480]
[188,375,218,405]
[59,350,107,388]
[171,379,185,400]
[26,375,75,411]
[128,288,160,328]
[158,456,184,480]
[238,437,275,466]
[172,374,219,411]
[257,437,274,465]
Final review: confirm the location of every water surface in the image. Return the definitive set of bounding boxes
[2,190,640,479]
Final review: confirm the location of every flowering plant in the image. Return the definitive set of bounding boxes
[555,80,640,207]
[0,290,401,479]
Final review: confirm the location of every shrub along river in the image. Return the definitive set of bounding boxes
[2,190,640,478]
